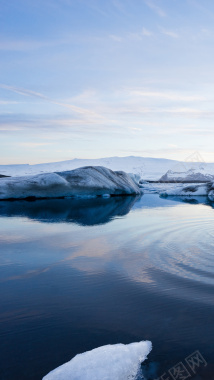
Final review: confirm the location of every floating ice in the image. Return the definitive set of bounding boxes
[161,183,209,196]
[159,166,214,183]
[0,166,141,200]
[43,341,152,380]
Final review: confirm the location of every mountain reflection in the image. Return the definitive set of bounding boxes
[0,196,140,226]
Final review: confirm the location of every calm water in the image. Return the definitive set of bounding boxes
[0,195,214,379]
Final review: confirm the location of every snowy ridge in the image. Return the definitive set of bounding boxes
[0,166,141,200]
[0,156,178,180]
[2,156,214,184]
[43,341,152,380]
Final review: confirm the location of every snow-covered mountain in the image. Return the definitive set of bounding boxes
[2,156,214,182]
[0,156,178,180]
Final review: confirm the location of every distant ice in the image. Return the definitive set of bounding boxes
[159,165,214,183]
[0,166,141,200]
[161,183,209,196]
[43,341,152,380]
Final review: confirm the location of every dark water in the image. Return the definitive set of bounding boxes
[0,195,214,380]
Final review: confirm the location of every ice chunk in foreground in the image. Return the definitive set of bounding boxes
[43,341,152,380]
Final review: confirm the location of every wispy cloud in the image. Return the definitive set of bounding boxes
[0,38,62,51]
[0,84,100,119]
[127,89,204,102]
[144,0,166,17]
[19,142,53,147]
[0,100,19,105]
[142,27,153,36]
[128,27,153,41]
[161,29,179,38]
[109,34,123,42]
[0,84,47,99]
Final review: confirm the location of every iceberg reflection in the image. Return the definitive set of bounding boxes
[0,195,140,226]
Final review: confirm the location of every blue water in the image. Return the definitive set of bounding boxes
[0,195,213,379]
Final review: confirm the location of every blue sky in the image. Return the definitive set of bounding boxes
[1,0,214,164]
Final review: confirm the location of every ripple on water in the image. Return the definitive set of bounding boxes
[123,208,214,304]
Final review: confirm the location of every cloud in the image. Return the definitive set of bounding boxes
[0,100,19,105]
[0,113,120,138]
[0,33,108,52]
[161,29,179,38]
[0,38,64,51]
[18,142,53,148]
[1,86,213,152]
[0,124,23,131]
[126,89,204,102]
[0,84,47,99]
[144,0,166,17]
[109,34,123,42]
[0,84,100,119]
[142,27,153,36]
[128,32,143,41]
[128,27,153,41]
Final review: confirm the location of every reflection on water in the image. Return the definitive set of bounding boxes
[0,196,140,225]
[160,194,214,208]
[0,194,214,379]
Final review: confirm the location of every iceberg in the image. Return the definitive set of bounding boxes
[160,183,209,196]
[159,167,214,183]
[140,181,214,200]
[43,341,152,380]
[207,183,214,200]
[0,166,141,200]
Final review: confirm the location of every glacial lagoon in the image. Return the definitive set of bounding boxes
[0,194,213,379]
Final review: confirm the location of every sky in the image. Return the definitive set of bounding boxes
[1,0,214,164]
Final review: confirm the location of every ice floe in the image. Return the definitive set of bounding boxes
[43,340,152,380]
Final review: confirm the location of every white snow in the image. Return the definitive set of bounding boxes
[0,166,141,199]
[43,341,152,380]
[2,156,214,182]
[0,156,179,180]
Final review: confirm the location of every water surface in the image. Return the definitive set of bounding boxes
[0,195,213,379]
